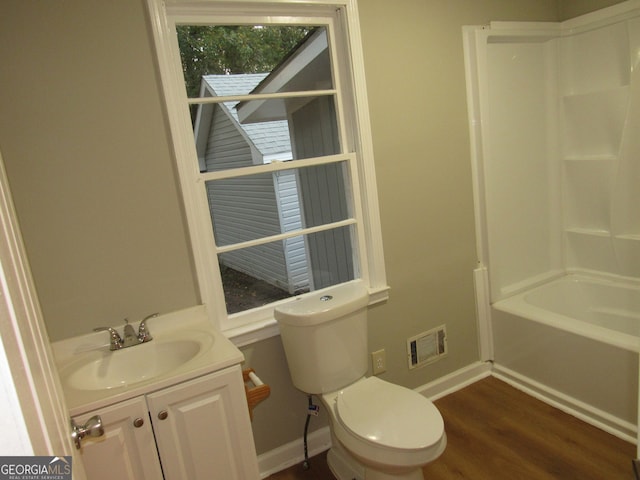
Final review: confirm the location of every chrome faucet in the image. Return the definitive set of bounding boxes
[94,312,159,351]
[137,313,158,343]
[122,320,139,348]
[93,326,124,351]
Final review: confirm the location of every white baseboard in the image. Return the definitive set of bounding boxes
[493,364,637,444]
[257,426,332,479]
[416,360,493,401]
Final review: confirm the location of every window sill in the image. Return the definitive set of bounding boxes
[226,317,282,348]
[224,284,390,347]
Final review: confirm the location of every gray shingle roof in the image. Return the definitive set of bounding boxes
[202,74,292,158]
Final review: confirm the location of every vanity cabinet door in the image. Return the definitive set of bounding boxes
[75,396,164,480]
[146,365,259,480]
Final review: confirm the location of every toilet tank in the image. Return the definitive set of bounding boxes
[274,281,369,394]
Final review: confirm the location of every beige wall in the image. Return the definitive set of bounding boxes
[357,0,560,392]
[0,0,199,341]
[0,0,625,456]
[559,0,626,20]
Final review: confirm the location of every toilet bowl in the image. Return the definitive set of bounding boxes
[322,376,446,480]
[274,282,447,480]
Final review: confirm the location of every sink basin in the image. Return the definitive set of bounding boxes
[53,307,247,414]
[62,337,211,391]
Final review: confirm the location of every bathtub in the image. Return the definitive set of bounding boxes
[490,274,639,443]
[494,274,640,352]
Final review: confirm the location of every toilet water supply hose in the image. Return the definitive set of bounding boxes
[303,394,319,470]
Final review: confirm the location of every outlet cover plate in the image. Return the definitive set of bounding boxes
[371,349,386,375]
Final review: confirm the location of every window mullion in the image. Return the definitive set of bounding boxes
[199,152,355,181]
[215,218,357,254]
[187,89,337,105]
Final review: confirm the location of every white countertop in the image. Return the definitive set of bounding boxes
[52,305,245,416]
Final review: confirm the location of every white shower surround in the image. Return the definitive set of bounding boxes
[465,0,640,454]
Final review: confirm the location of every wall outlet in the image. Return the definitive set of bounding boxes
[371,349,386,375]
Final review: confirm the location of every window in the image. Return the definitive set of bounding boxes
[146,0,388,342]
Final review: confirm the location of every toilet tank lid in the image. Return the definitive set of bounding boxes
[274,281,368,326]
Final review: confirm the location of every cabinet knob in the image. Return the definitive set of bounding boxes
[133,417,144,428]
[157,410,168,420]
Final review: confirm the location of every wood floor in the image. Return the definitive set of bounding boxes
[267,377,635,480]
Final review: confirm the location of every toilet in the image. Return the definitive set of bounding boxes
[274,281,446,480]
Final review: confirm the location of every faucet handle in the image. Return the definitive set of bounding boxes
[94,327,123,350]
[137,313,159,343]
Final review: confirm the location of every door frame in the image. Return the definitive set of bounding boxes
[0,149,83,475]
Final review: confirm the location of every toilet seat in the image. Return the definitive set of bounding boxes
[335,377,444,451]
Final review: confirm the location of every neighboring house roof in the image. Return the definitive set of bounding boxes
[202,74,292,160]
[237,28,329,124]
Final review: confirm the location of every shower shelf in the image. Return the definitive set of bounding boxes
[564,230,640,241]
[616,233,640,241]
[562,154,616,162]
[565,227,610,237]
[562,86,629,158]
[561,85,629,100]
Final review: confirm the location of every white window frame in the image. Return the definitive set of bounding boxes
[146,0,388,344]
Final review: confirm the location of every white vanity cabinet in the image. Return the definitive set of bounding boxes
[74,396,164,479]
[147,365,259,479]
[75,365,259,480]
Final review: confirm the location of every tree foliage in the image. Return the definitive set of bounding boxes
[177,25,312,98]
